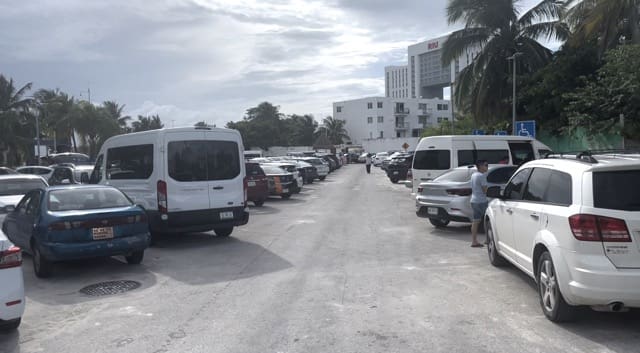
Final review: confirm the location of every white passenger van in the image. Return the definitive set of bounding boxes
[90,127,249,237]
[411,135,551,193]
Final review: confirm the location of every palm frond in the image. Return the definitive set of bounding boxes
[521,20,570,41]
[442,27,491,65]
[518,0,565,26]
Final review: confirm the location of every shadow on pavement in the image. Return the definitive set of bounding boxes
[0,329,20,353]
[266,196,306,204]
[247,205,281,216]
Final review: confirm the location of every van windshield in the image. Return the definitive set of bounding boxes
[168,140,240,182]
[413,150,450,170]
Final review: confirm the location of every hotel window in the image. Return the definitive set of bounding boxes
[379,131,384,138]
[437,117,450,123]
[336,106,342,113]
[437,104,449,111]
[367,102,373,109]
[367,117,373,124]
[377,102,383,108]
[377,116,384,123]
[419,103,427,110]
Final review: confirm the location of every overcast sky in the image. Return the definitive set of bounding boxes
[0,0,541,127]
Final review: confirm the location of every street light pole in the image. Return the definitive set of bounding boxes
[35,109,41,164]
[508,52,523,135]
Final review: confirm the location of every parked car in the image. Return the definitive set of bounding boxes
[0,167,17,175]
[0,175,49,224]
[16,166,54,181]
[381,152,403,171]
[41,152,92,166]
[416,165,518,228]
[485,152,640,321]
[261,162,303,193]
[90,127,249,237]
[373,152,389,166]
[289,160,317,184]
[260,165,295,199]
[0,228,24,331]
[2,185,151,278]
[386,153,414,183]
[321,155,338,172]
[245,162,269,207]
[295,157,329,180]
[357,152,368,163]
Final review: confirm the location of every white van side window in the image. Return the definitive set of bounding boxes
[168,141,240,182]
[106,144,154,180]
[414,150,450,170]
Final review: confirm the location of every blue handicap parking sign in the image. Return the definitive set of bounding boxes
[516,121,536,138]
[494,131,507,136]
[472,129,485,135]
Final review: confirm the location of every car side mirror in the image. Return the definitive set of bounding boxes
[487,186,503,199]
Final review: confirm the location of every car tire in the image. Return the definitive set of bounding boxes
[32,243,53,278]
[281,193,291,199]
[536,251,576,322]
[486,222,507,267]
[125,251,144,265]
[0,318,21,331]
[214,227,233,237]
[307,178,314,184]
[428,218,449,228]
[390,178,399,184]
[319,176,326,181]
[253,199,265,207]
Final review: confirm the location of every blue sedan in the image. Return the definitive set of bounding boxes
[1,185,150,278]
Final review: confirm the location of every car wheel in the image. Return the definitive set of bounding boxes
[537,251,576,322]
[319,176,326,181]
[0,318,21,331]
[428,218,449,228]
[33,243,53,278]
[281,193,291,199]
[307,178,314,184]
[486,222,507,267]
[214,227,233,237]
[125,251,144,265]
[390,178,399,184]
[253,199,265,207]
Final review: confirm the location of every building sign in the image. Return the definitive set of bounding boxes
[428,41,439,50]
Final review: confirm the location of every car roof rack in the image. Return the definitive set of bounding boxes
[544,149,640,164]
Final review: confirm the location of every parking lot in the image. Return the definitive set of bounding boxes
[1,163,640,353]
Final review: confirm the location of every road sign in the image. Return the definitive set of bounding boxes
[472,129,485,135]
[402,142,409,150]
[516,120,536,138]
[494,131,507,136]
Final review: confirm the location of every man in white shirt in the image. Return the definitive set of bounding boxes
[365,154,372,174]
[470,160,488,247]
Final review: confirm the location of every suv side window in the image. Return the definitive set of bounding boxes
[487,166,518,184]
[523,168,551,202]
[545,170,572,206]
[504,168,532,200]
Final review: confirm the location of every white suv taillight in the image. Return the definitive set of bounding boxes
[569,214,632,242]
[0,246,22,269]
[157,180,168,214]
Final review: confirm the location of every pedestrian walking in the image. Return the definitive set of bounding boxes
[470,159,489,247]
[365,154,372,174]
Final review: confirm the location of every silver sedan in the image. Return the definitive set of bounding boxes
[415,164,518,227]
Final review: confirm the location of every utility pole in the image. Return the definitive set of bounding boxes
[36,109,41,164]
[508,53,523,135]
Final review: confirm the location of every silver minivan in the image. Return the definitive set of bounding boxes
[91,127,249,237]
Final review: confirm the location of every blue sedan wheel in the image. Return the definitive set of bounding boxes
[125,250,144,265]
[33,243,53,278]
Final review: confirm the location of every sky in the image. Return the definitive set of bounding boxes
[0,0,542,128]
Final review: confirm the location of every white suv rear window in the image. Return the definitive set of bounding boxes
[593,170,640,211]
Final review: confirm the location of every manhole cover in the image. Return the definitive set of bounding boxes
[79,280,141,296]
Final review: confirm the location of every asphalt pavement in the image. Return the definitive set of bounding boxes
[1,164,639,353]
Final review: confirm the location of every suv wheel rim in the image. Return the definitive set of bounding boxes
[540,259,557,312]
[487,227,495,259]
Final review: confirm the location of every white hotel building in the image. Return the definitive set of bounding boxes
[334,34,478,146]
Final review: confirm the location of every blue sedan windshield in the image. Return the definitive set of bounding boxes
[48,188,132,211]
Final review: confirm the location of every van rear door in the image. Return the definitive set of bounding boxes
[165,131,211,213]
[204,130,244,211]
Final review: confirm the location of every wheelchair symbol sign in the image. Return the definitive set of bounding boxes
[516,121,536,138]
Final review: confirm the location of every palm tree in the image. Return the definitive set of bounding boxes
[566,0,640,53]
[132,115,164,132]
[0,75,34,165]
[316,116,350,145]
[34,89,77,152]
[102,100,131,132]
[442,0,569,124]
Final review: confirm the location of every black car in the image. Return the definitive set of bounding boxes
[386,153,414,183]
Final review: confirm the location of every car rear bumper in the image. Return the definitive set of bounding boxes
[555,249,640,307]
[415,197,472,222]
[0,267,25,321]
[148,207,249,233]
[40,233,150,261]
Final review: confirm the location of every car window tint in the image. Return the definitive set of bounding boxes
[487,166,518,184]
[504,168,532,200]
[246,163,264,176]
[433,168,473,182]
[206,141,240,180]
[17,194,32,213]
[49,188,132,211]
[106,144,153,180]
[413,150,450,170]
[0,179,47,196]
[545,171,572,206]
[168,141,240,182]
[90,154,104,184]
[538,149,552,158]
[523,168,551,202]
[509,142,535,165]
[593,170,640,211]
[477,150,510,164]
[26,191,41,216]
[457,150,474,166]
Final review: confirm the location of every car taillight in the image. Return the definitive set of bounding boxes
[157,180,168,214]
[417,187,424,193]
[569,214,631,242]
[446,188,472,196]
[127,214,148,224]
[243,176,248,204]
[49,222,72,231]
[0,246,22,269]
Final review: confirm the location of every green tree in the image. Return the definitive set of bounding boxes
[566,0,640,54]
[0,75,34,165]
[34,88,77,152]
[283,114,318,146]
[131,114,164,132]
[564,44,640,139]
[316,116,350,145]
[72,101,120,158]
[102,101,131,132]
[442,0,569,124]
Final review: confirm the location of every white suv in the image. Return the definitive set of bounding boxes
[485,153,640,322]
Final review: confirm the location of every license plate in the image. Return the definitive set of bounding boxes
[248,181,256,187]
[92,227,114,240]
[393,171,399,175]
[427,207,439,215]
[220,211,234,220]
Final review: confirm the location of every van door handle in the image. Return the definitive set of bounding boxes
[212,186,224,190]
[530,213,539,220]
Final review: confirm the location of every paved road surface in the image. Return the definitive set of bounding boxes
[2,164,639,353]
